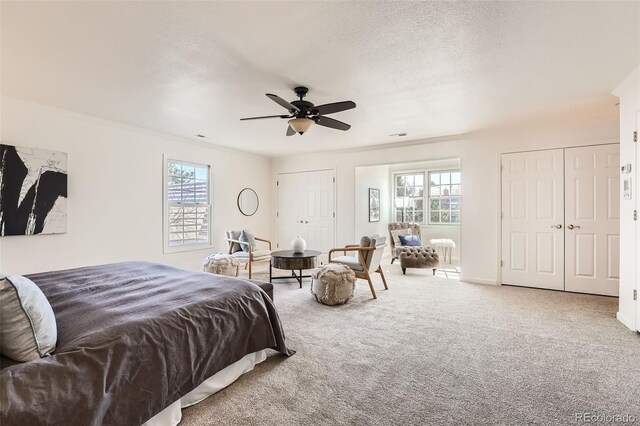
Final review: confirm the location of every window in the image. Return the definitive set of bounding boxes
[428,170,461,224]
[393,172,425,224]
[164,159,211,251]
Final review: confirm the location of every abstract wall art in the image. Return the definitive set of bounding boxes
[0,144,68,236]
[369,188,380,222]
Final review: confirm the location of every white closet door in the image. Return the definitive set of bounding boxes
[636,110,640,331]
[501,149,565,290]
[564,144,620,296]
[277,170,335,255]
[301,170,335,254]
[277,173,305,250]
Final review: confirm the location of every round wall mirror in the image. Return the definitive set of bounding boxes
[238,188,259,216]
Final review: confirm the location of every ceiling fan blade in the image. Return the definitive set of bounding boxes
[240,114,290,121]
[286,125,296,136]
[312,101,356,115]
[266,94,300,112]
[315,116,351,131]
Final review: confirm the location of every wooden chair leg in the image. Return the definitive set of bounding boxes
[249,261,252,279]
[402,268,406,275]
[433,268,436,275]
[391,258,395,264]
[244,263,248,270]
[364,274,377,299]
[377,266,389,290]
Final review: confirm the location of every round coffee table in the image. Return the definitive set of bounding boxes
[270,250,322,288]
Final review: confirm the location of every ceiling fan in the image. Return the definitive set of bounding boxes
[240,86,356,136]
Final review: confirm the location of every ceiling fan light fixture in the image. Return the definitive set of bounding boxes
[288,118,313,135]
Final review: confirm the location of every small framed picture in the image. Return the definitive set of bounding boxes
[369,188,380,222]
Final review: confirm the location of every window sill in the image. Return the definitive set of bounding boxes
[163,243,215,254]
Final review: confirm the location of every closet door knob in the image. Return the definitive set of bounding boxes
[567,224,580,230]
[550,224,562,229]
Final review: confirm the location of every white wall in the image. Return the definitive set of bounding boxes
[354,165,390,241]
[271,113,619,285]
[612,66,640,331]
[0,97,272,275]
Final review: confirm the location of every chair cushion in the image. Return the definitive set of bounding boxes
[226,230,242,253]
[238,229,257,252]
[330,255,364,273]
[359,235,375,267]
[429,238,456,248]
[399,247,439,269]
[399,234,422,246]
[390,228,411,247]
[231,249,271,259]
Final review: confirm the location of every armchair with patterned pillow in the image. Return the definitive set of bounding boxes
[328,235,388,299]
[224,230,272,279]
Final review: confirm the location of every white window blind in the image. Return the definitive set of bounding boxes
[393,172,425,224]
[428,170,461,224]
[165,159,211,248]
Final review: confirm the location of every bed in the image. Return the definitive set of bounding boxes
[0,261,293,425]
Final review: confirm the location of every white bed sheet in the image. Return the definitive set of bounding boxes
[142,350,268,426]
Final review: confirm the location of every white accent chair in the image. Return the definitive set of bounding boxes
[224,230,272,279]
[328,235,388,299]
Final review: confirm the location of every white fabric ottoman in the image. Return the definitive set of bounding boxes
[310,264,356,306]
[203,253,240,277]
[429,238,456,264]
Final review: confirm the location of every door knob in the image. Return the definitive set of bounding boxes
[550,224,562,229]
[567,224,580,230]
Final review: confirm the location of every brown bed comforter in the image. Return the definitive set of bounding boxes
[0,261,293,425]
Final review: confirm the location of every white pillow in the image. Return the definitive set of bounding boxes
[0,275,57,362]
[239,229,257,252]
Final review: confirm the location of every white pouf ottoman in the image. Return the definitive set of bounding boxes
[429,238,456,264]
[310,264,356,306]
[203,253,240,277]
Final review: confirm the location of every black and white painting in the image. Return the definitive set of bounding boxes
[369,188,380,222]
[0,144,68,236]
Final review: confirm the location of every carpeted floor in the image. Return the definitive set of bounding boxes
[181,264,640,425]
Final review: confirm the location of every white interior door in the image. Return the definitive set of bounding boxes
[564,144,620,296]
[277,170,335,256]
[501,149,565,290]
[631,110,640,332]
[636,110,640,331]
[302,170,335,254]
[277,173,304,251]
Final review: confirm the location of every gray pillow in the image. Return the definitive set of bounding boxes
[239,229,257,252]
[0,275,57,362]
[227,230,242,253]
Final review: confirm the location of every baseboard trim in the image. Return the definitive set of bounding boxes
[461,276,499,286]
[616,311,636,332]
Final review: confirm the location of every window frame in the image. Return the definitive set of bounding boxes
[163,156,213,253]
[392,171,426,225]
[427,169,461,225]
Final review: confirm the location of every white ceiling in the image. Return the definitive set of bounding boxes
[2,1,638,156]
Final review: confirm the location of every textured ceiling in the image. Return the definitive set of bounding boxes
[2,1,639,156]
